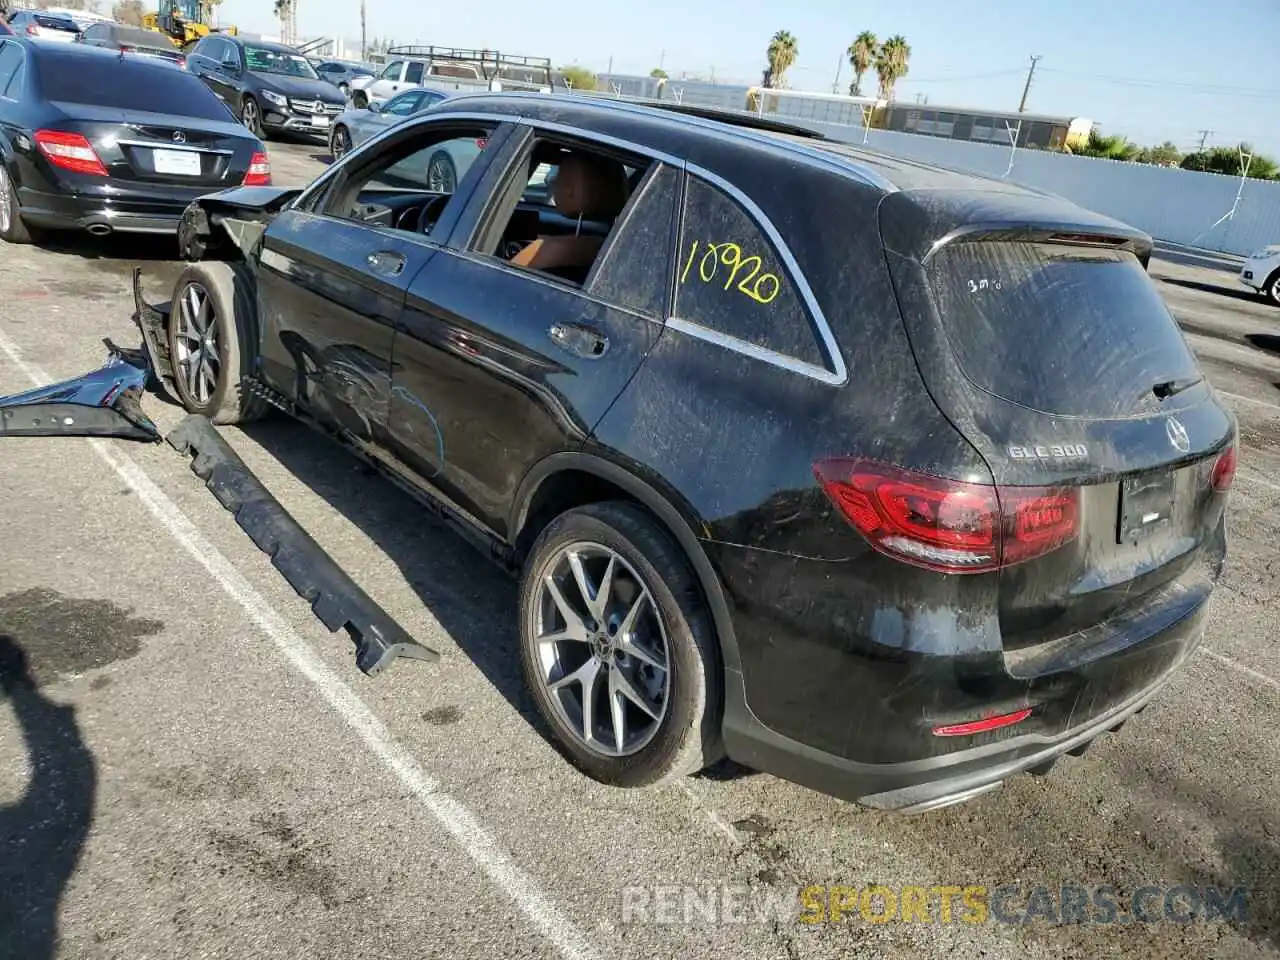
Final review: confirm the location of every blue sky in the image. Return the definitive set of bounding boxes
[217,0,1280,156]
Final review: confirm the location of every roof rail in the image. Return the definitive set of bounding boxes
[581,96,827,140]
[386,45,553,82]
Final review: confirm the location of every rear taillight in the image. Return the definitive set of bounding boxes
[243,151,271,186]
[1211,445,1237,492]
[25,24,38,35]
[814,458,1079,574]
[476,137,488,149]
[933,708,1032,737]
[118,44,134,52]
[177,56,187,67]
[34,130,108,176]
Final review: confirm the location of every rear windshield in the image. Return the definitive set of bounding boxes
[926,242,1200,418]
[116,27,177,48]
[36,15,80,31]
[38,56,232,120]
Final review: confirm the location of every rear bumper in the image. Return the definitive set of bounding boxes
[716,519,1225,811]
[17,186,205,234]
[723,601,1207,812]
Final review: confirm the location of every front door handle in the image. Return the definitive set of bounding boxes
[367,250,406,277]
[549,322,609,359]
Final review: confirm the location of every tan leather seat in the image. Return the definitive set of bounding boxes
[510,152,630,275]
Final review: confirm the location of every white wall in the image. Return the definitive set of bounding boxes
[808,123,1280,257]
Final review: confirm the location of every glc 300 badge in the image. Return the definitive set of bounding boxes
[1008,444,1089,460]
[1166,417,1191,454]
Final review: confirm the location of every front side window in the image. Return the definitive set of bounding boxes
[379,60,403,80]
[323,121,498,239]
[673,176,823,366]
[405,61,424,84]
[384,91,423,116]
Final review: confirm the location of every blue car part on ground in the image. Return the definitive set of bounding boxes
[0,341,161,442]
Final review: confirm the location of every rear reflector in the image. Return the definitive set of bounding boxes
[933,708,1032,737]
[814,458,1079,573]
[243,151,271,186]
[1211,445,1237,492]
[34,130,108,177]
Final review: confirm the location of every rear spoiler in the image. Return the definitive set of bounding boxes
[922,223,1154,269]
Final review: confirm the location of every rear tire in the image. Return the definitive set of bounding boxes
[426,152,457,193]
[0,164,33,245]
[330,124,352,161]
[165,262,269,425]
[518,502,724,788]
[352,90,369,109]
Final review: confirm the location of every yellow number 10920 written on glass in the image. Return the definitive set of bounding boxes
[679,240,782,305]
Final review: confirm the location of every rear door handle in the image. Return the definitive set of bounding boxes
[367,250,406,277]
[549,322,609,358]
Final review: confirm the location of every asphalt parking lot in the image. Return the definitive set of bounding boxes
[2,138,1279,960]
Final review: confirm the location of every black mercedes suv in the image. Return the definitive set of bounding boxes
[118,94,1237,812]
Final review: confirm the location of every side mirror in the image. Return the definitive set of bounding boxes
[368,101,382,113]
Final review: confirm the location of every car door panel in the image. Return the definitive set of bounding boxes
[389,257,662,532]
[256,210,439,450]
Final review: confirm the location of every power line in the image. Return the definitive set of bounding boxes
[898,69,1025,84]
[1038,67,1280,99]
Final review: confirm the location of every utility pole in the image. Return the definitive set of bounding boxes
[832,50,843,94]
[1017,54,1042,113]
[360,0,367,60]
[1197,129,1213,151]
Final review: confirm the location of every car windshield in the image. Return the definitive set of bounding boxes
[244,45,318,79]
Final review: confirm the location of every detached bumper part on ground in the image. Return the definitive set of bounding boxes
[0,341,161,441]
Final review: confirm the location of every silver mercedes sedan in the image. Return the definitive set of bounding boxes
[329,87,452,160]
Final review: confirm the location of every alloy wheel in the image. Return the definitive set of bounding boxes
[0,167,11,236]
[426,154,456,193]
[532,542,671,757]
[331,126,351,160]
[242,98,259,131]
[1271,275,1280,305]
[172,282,221,406]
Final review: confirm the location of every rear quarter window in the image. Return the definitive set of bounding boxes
[37,56,233,120]
[925,241,1201,418]
[674,175,825,367]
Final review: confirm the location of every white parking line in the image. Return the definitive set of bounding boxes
[1201,649,1280,693]
[0,333,601,960]
[1219,390,1280,411]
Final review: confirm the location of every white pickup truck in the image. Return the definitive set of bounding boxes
[349,46,559,108]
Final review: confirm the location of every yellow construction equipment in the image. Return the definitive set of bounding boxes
[142,0,237,49]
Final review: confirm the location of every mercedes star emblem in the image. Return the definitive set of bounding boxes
[1166,416,1190,454]
[172,131,187,144]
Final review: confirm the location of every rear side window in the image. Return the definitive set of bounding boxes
[925,242,1201,418]
[0,42,22,95]
[674,175,824,366]
[587,163,679,317]
[37,57,232,120]
[405,61,424,84]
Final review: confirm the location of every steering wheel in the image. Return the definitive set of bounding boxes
[415,194,452,236]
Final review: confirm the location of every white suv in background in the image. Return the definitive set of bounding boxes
[1240,244,1280,305]
[349,58,485,107]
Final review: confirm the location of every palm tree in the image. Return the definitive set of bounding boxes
[847,31,878,97]
[875,35,911,102]
[762,31,798,89]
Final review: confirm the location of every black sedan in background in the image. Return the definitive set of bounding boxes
[0,38,269,243]
[186,35,345,140]
[77,22,186,66]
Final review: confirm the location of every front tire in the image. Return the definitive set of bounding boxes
[165,262,269,425]
[330,124,352,161]
[1265,269,1280,307]
[352,90,369,109]
[240,95,265,139]
[519,502,723,788]
[0,164,33,245]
